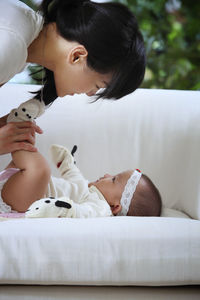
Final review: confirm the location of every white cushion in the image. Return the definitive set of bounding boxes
[0,217,200,285]
[161,207,190,218]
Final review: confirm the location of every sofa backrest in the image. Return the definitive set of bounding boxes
[0,84,200,219]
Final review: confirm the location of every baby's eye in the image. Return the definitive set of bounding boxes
[112,177,115,183]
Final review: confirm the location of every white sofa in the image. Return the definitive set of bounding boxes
[0,83,200,299]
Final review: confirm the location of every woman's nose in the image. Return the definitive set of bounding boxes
[86,87,99,97]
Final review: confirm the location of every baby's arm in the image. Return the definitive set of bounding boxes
[2,150,51,212]
[72,198,112,218]
[26,194,112,218]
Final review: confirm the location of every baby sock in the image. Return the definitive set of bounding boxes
[7,98,45,123]
[25,196,74,218]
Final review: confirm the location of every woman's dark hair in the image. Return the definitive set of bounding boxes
[34,0,146,105]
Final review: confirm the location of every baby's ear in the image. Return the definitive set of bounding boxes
[111,204,122,215]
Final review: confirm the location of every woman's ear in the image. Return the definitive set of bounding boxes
[111,204,122,215]
[68,45,88,64]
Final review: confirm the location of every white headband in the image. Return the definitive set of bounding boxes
[118,169,142,216]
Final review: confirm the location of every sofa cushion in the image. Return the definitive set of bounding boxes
[0,217,200,285]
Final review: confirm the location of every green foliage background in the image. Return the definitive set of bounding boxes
[115,0,200,90]
[22,0,200,90]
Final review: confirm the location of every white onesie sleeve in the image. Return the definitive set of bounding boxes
[72,186,113,218]
[0,29,27,84]
[0,0,44,84]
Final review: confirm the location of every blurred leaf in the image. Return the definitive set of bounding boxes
[20,0,38,11]
[115,0,200,90]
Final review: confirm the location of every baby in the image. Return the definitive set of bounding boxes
[0,144,162,218]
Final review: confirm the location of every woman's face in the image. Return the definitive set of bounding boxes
[54,60,111,97]
[46,26,111,97]
[28,23,112,98]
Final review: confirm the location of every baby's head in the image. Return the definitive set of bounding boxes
[89,169,161,216]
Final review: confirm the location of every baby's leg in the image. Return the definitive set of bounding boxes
[2,150,51,212]
[5,161,16,169]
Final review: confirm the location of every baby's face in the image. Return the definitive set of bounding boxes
[89,170,133,207]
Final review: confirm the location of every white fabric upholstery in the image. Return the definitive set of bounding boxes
[0,217,200,285]
[0,83,200,285]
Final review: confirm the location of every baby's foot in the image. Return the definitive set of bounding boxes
[50,144,74,169]
[7,98,45,123]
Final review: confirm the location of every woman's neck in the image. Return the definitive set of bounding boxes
[27,25,54,71]
[27,28,45,65]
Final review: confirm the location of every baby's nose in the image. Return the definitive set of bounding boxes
[104,174,111,178]
[86,91,95,97]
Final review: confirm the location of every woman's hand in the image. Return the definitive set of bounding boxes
[0,119,43,155]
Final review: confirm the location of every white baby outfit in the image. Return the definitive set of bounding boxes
[0,0,44,84]
[45,145,112,218]
[0,145,112,217]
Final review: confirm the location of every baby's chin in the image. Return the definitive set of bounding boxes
[88,180,98,188]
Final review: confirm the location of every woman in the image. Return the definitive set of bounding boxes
[0,0,146,155]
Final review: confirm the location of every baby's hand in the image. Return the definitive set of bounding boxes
[50,144,74,168]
